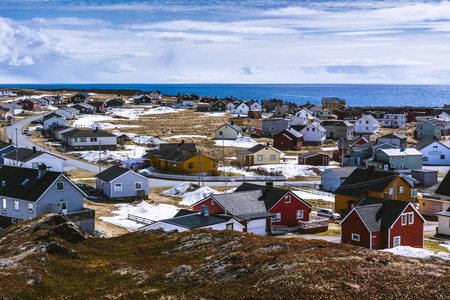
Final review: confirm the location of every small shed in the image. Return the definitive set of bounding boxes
[298,152,330,166]
[411,169,438,187]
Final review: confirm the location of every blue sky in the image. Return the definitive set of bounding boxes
[1,0,450,84]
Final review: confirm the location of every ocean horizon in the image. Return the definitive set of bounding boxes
[3,83,450,108]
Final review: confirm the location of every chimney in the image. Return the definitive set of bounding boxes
[200,205,209,216]
[33,146,36,153]
[37,163,47,179]
[181,140,184,145]
[266,142,270,147]
[400,144,406,152]
[266,181,273,188]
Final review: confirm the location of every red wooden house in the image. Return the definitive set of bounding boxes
[17,98,41,111]
[339,197,425,250]
[332,135,369,161]
[298,151,330,166]
[273,128,303,150]
[398,108,415,123]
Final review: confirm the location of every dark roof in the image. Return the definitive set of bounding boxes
[173,209,197,218]
[234,182,311,211]
[0,165,62,202]
[236,144,266,155]
[334,167,396,197]
[159,142,197,153]
[435,171,450,196]
[160,213,233,229]
[61,128,116,138]
[380,132,407,140]
[3,148,45,162]
[0,140,13,150]
[208,190,268,215]
[414,138,440,150]
[322,166,358,178]
[95,166,130,182]
[298,151,329,159]
[320,120,353,127]
[436,206,450,217]
[143,146,199,163]
[43,112,64,121]
[322,97,344,104]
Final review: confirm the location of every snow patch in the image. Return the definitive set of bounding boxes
[381,246,450,261]
[163,135,207,140]
[214,136,259,148]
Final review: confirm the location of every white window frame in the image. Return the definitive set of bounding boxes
[401,214,407,226]
[32,162,39,168]
[188,163,194,169]
[56,182,64,191]
[114,183,122,191]
[272,213,281,222]
[28,203,34,213]
[296,210,304,219]
[270,155,276,161]
[2,198,6,213]
[257,155,263,161]
[135,182,142,190]
[398,185,404,194]
[285,195,291,203]
[408,212,414,224]
[351,233,360,241]
[226,223,233,230]
[171,162,176,168]
[14,200,19,211]
[393,236,401,247]
[389,187,394,196]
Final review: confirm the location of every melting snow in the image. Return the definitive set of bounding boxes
[161,183,220,206]
[163,135,207,139]
[381,246,450,261]
[214,136,260,148]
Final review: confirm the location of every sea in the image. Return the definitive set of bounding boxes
[3,83,450,108]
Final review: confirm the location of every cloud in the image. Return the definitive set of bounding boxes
[316,58,427,67]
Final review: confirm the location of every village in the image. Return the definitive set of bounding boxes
[0,87,449,260]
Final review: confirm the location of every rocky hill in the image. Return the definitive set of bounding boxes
[0,214,449,299]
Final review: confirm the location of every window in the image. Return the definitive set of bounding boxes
[135,182,142,190]
[188,163,194,169]
[441,155,446,160]
[312,128,315,131]
[296,210,304,219]
[401,214,407,225]
[211,200,214,205]
[218,131,223,136]
[285,195,291,203]
[391,156,395,161]
[11,218,17,224]
[401,156,405,160]
[90,137,97,142]
[272,213,281,222]
[270,126,275,131]
[351,233,360,241]
[74,138,78,142]
[393,236,401,247]
[171,162,176,167]
[32,162,39,168]
[28,203,33,213]
[226,223,233,230]
[366,121,369,124]
[80,137,87,142]
[389,187,394,196]
[408,212,414,224]
[270,155,276,161]
[56,182,64,191]
[257,155,263,161]
[2,198,6,213]
[398,185,404,194]
[14,200,19,211]
[114,183,122,191]
[306,128,309,131]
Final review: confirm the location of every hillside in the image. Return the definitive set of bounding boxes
[0,214,449,299]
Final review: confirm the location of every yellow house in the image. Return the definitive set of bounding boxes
[321,97,346,111]
[228,116,250,127]
[334,168,415,214]
[237,144,281,166]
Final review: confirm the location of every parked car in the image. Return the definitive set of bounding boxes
[23,129,31,136]
[250,133,262,138]
[31,120,43,124]
[317,208,341,219]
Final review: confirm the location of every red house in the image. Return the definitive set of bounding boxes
[339,197,426,250]
[273,128,303,150]
[398,108,415,123]
[298,151,330,166]
[332,135,369,161]
[17,98,41,111]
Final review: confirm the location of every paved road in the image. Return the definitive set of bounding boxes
[6,114,105,173]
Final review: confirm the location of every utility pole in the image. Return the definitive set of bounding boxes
[98,140,102,173]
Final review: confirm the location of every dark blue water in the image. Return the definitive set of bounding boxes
[3,84,450,107]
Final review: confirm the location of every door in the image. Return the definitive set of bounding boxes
[60,200,68,214]
[247,219,267,236]
[393,236,401,248]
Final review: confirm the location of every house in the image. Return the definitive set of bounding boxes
[354,115,380,134]
[378,132,407,148]
[149,91,162,100]
[43,112,67,131]
[71,92,91,103]
[196,103,211,112]
[17,98,41,111]
[236,144,281,166]
[313,108,332,120]
[352,141,396,166]
[0,140,16,164]
[190,191,275,235]
[95,166,150,201]
[289,108,314,125]
[231,102,250,115]
[332,135,370,162]
[334,167,416,214]
[417,171,450,217]
[61,128,117,151]
[228,116,250,127]
[248,100,262,112]
[57,108,79,120]
[273,128,303,150]
[215,123,242,140]
[0,165,95,233]
[415,120,441,140]
[53,126,74,140]
[177,94,196,108]
[143,142,216,174]
[261,99,283,112]
[335,106,363,120]
[90,101,106,112]
[211,100,227,112]
[142,207,246,233]
[299,122,326,145]
[321,97,346,111]
[72,103,95,114]
[396,108,415,123]
[411,169,438,187]
[298,152,330,166]
[436,207,450,236]
[339,197,425,249]
[106,98,125,108]
[320,120,354,140]
[3,147,66,172]
[381,114,407,128]
[2,103,23,117]
[414,138,450,165]
[262,118,292,137]
[320,166,358,192]
[426,116,450,136]
[133,94,153,105]
[0,88,13,97]
[366,148,423,171]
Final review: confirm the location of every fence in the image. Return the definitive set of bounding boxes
[145,172,286,182]
[298,215,329,230]
[128,214,155,225]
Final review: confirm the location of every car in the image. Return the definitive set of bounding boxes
[31,120,43,124]
[23,129,31,136]
[317,208,341,220]
[250,133,262,138]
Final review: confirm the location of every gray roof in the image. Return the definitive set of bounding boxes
[218,123,241,132]
[236,144,266,155]
[284,127,302,138]
[158,213,234,229]
[436,207,450,218]
[321,97,345,104]
[210,190,268,216]
[61,128,116,138]
[414,138,449,151]
[322,166,358,178]
[95,166,130,182]
[298,151,329,159]
[380,132,407,140]
[354,204,383,232]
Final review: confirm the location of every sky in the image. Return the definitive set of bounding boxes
[1,0,450,84]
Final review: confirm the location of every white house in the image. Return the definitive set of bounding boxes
[436,207,450,236]
[231,102,250,115]
[249,100,262,112]
[57,108,79,120]
[215,123,242,140]
[149,91,162,100]
[61,128,117,151]
[382,114,407,128]
[414,138,450,165]
[354,115,380,134]
[43,112,67,130]
[300,122,326,145]
[3,147,66,172]
[287,108,314,126]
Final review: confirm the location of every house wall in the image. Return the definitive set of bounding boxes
[341,210,372,249]
[215,125,241,140]
[246,218,268,235]
[418,198,450,216]
[321,171,341,192]
[300,124,326,145]
[98,172,149,201]
[299,154,329,166]
[0,145,15,164]
[419,143,450,165]
[269,192,309,227]
[182,155,217,173]
[323,124,353,140]
[192,198,226,215]
[416,122,441,140]
[5,153,65,172]
[251,147,280,165]
[354,116,380,134]
[55,128,74,140]
[273,134,302,150]
[388,205,424,248]
[437,216,450,235]
[67,136,117,150]
[144,218,245,233]
[231,104,249,115]
[262,119,291,137]
[44,117,66,130]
